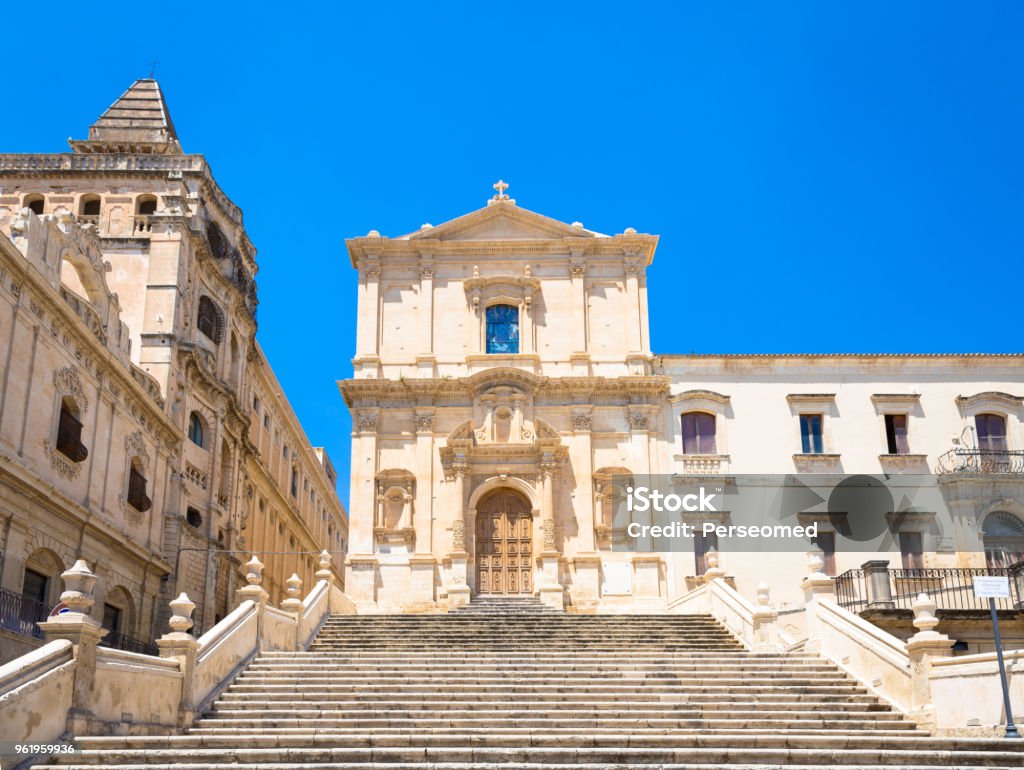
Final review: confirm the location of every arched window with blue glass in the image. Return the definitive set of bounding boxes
[486,304,519,354]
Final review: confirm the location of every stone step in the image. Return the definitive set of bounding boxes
[46,744,1024,767]
[76,734,1020,752]
[226,676,856,691]
[46,763,1024,770]
[189,721,917,733]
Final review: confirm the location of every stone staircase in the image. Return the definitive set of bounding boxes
[43,597,1024,768]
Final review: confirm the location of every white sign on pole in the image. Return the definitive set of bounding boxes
[973,575,1011,599]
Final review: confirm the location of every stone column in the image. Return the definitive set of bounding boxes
[413,411,435,554]
[447,463,471,607]
[38,560,107,735]
[800,547,835,654]
[623,258,642,354]
[157,592,199,727]
[905,593,955,730]
[538,463,564,610]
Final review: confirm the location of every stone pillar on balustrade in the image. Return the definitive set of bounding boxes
[237,555,269,637]
[751,581,781,654]
[906,592,955,730]
[156,592,199,727]
[862,559,895,610]
[38,559,106,735]
[702,549,727,583]
[801,547,835,653]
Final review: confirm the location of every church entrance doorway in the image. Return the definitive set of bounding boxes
[476,489,533,595]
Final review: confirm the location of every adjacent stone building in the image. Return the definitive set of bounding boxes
[0,80,347,663]
[339,184,1024,644]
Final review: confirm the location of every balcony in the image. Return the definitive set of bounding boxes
[835,562,1024,613]
[0,587,48,639]
[937,448,1024,475]
[100,629,158,657]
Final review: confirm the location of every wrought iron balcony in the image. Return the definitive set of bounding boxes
[835,563,1024,613]
[100,629,158,657]
[0,587,49,639]
[936,448,1024,475]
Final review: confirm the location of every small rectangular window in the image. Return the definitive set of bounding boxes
[291,468,298,497]
[263,414,270,429]
[814,531,836,576]
[127,466,152,512]
[22,569,49,605]
[799,414,824,454]
[253,396,260,413]
[102,603,122,632]
[884,414,909,454]
[55,402,88,462]
[900,532,924,571]
[694,531,718,574]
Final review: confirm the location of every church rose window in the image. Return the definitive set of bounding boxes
[486,304,519,354]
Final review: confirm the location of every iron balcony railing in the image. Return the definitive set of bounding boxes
[100,629,158,657]
[937,448,1024,475]
[835,563,1024,613]
[0,587,49,639]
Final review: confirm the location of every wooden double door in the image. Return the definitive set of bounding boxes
[476,490,533,595]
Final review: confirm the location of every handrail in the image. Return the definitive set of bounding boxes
[0,639,73,695]
[196,600,255,662]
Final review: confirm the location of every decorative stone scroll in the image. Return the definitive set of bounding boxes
[125,430,150,468]
[54,366,89,415]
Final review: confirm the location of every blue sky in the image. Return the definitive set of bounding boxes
[3,2,1022,506]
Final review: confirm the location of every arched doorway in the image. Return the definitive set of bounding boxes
[476,489,533,595]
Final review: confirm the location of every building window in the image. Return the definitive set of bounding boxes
[186,507,203,529]
[283,445,289,459]
[126,459,152,512]
[813,531,836,576]
[55,398,88,462]
[197,296,223,343]
[253,396,260,412]
[263,414,270,429]
[681,412,716,454]
[22,569,49,606]
[136,196,157,216]
[799,414,824,454]
[291,467,298,497]
[24,195,44,215]
[694,531,718,574]
[102,603,123,633]
[899,532,924,571]
[884,414,909,455]
[982,511,1024,568]
[976,413,1008,451]
[188,412,205,447]
[79,195,101,218]
[485,304,519,354]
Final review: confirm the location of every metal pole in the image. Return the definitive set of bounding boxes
[989,597,1021,739]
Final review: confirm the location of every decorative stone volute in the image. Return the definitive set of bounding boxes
[60,559,98,614]
[168,592,196,634]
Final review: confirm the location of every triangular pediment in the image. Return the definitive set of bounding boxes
[403,201,604,241]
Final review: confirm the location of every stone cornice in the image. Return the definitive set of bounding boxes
[0,152,255,257]
[338,373,671,407]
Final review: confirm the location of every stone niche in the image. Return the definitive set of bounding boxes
[373,469,416,554]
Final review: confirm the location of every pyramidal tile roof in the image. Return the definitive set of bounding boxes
[70,79,182,154]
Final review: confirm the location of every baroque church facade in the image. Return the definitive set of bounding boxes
[341,184,1024,629]
[0,80,347,663]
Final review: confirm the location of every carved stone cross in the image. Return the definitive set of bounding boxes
[492,179,509,200]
